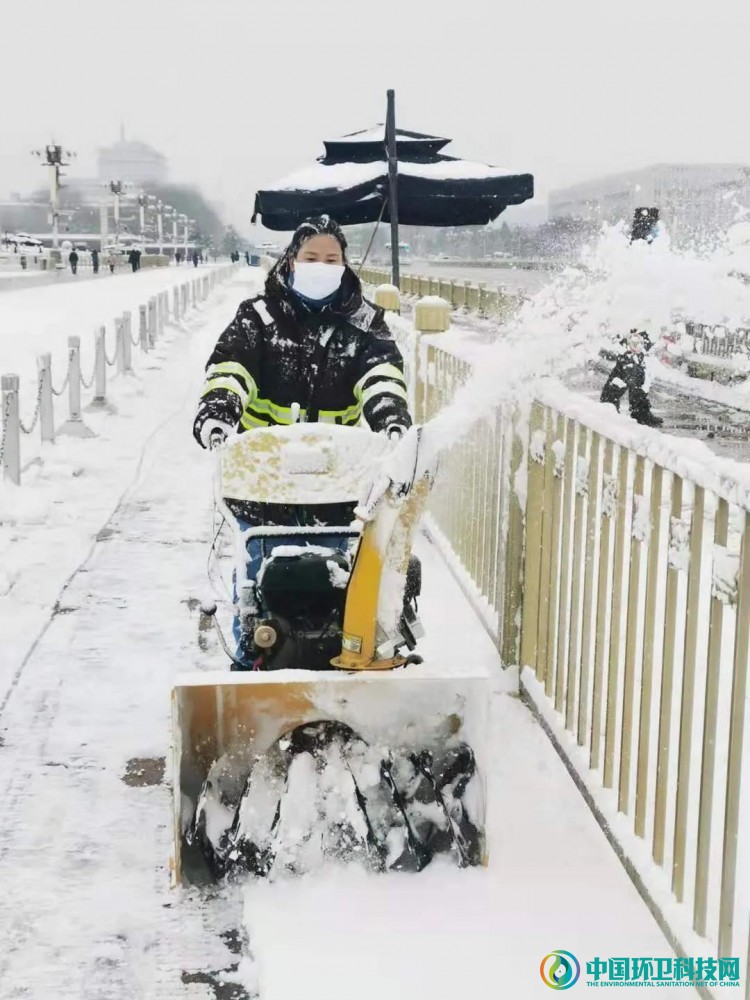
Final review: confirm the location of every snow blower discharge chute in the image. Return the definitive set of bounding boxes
[172,424,489,884]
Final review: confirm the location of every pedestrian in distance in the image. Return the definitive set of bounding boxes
[91,248,100,274]
[245,250,250,265]
[107,252,116,274]
[128,248,138,273]
[192,250,199,267]
[600,207,664,428]
[68,249,79,275]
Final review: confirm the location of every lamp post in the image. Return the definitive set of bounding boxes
[164,204,173,255]
[171,210,178,252]
[137,192,148,247]
[156,200,164,255]
[146,195,157,250]
[178,214,188,256]
[32,143,76,250]
[188,217,196,254]
[110,180,124,248]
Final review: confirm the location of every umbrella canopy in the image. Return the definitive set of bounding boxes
[252,126,534,231]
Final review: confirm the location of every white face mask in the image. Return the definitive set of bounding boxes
[291,261,345,301]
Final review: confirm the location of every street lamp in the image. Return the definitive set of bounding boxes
[164,204,174,255]
[31,143,76,250]
[155,200,166,254]
[137,192,148,246]
[109,180,125,248]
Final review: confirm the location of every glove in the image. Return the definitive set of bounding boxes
[199,418,233,450]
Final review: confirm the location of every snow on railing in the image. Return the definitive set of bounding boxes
[0,268,232,485]
[360,264,526,324]
[397,326,750,998]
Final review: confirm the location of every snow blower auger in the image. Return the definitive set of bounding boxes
[171,424,489,886]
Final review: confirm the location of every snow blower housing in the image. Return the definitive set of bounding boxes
[172,425,490,884]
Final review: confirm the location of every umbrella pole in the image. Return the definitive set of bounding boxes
[386,88,400,287]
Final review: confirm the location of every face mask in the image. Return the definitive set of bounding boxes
[291,262,345,301]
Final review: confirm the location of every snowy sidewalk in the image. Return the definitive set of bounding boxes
[0,277,696,999]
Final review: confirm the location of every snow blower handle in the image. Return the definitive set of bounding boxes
[208,427,228,450]
[200,417,232,450]
[355,425,423,522]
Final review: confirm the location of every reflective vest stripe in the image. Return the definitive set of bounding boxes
[353,363,406,397]
[241,398,363,427]
[359,381,408,406]
[201,378,248,407]
[206,361,257,399]
[240,411,270,429]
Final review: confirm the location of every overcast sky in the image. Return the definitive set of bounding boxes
[2,0,749,230]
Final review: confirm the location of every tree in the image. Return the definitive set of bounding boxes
[220,225,243,256]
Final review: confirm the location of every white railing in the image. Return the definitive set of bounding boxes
[1,267,234,486]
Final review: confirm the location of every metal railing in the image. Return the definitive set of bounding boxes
[684,322,750,361]
[393,322,750,997]
[1,267,233,485]
[360,265,525,323]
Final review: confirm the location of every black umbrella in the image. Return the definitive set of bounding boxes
[252,90,534,283]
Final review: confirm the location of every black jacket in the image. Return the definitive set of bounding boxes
[193,267,411,445]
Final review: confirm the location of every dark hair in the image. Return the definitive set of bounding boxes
[270,215,348,285]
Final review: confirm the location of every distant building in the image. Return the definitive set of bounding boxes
[97,129,168,187]
[548,164,750,245]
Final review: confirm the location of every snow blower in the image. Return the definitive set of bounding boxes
[171,424,489,885]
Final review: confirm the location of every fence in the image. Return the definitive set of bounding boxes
[1,267,233,486]
[393,320,750,997]
[359,265,525,323]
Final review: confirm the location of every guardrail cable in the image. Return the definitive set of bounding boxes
[51,356,72,398]
[19,373,44,435]
[79,356,97,390]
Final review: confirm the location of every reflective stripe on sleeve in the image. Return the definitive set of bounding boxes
[359,381,408,406]
[353,363,406,398]
[201,377,248,407]
[206,362,257,402]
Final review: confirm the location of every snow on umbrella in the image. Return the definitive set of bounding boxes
[252,125,534,231]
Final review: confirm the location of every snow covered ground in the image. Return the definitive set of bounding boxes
[0,271,699,998]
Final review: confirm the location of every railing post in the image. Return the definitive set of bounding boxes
[139,304,149,353]
[59,336,94,438]
[122,312,133,372]
[148,297,157,347]
[93,327,106,402]
[38,352,54,443]
[173,286,180,322]
[115,317,125,376]
[68,336,82,421]
[1,374,21,485]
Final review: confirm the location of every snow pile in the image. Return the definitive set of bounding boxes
[711,545,740,603]
[668,516,692,572]
[327,558,350,588]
